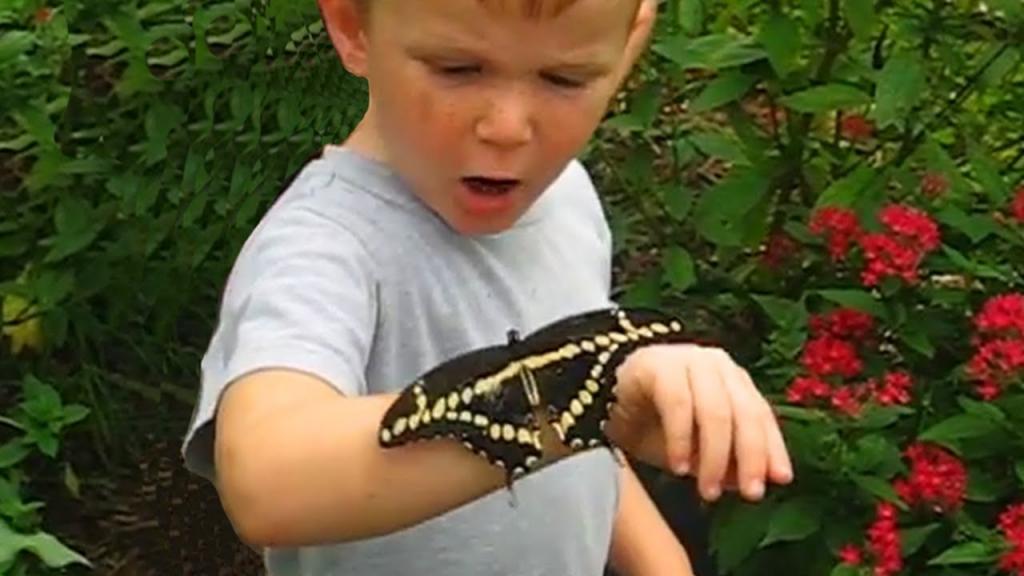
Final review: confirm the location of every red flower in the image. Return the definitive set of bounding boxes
[839,544,864,565]
[831,384,868,416]
[893,442,967,514]
[878,204,941,252]
[810,206,863,262]
[841,114,875,141]
[874,371,914,406]
[859,233,923,286]
[801,336,863,378]
[920,172,949,198]
[974,293,1024,340]
[810,308,876,341]
[1011,186,1024,223]
[787,375,831,404]
[762,231,800,269]
[866,503,903,576]
[967,338,1024,398]
[998,503,1024,576]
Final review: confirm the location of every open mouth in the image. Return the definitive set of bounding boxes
[462,176,521,196]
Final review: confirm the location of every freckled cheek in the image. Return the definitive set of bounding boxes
[401,86,466,161]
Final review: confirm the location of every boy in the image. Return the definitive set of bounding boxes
[181,1,793,574]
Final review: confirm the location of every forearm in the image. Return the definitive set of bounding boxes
[214,370,509,548]
[609,460,694,576]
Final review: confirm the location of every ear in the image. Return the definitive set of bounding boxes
[614,0,657,87]
[317,0,370,77]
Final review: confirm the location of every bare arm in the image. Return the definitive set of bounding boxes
[214,368,512,548]
[608,460,694,576]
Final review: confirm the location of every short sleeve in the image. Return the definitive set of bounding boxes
[181,199,378,481]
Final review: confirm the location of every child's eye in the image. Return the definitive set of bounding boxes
[540,72,586,89]
[434,64,481,77]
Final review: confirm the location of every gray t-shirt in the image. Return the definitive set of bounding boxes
[182,146,620,575]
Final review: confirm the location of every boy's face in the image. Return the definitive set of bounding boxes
[321,0,654,235]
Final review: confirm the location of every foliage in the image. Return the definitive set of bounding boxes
[587,0,1024,575]
[2,0,364,571]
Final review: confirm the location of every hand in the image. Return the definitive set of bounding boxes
[604,343,793,502]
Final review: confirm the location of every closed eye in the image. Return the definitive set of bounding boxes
[540,72,587,89]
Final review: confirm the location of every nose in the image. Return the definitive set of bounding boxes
[474,90,534,148]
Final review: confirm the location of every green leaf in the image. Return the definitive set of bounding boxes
[899,315,935,358]
[0,440,30,469]
[59,404,90,428]
[690,71,756,112]
[967,139,1011,203]
[653,33,767,70]
[758,13,802,77]
[710,498,776,573]
[816,289,887,319]
[779,84,871,113]
[927,541,998,565]
[901,523,940,557]
[850,435,903,475]
[846,405,913,431]
[850,474,907,509]
[661,246,697,291]
[753,295,808,328]
[940,246,1010,281]
[677,0,705,36]
[44,197,104,263]
[0,31,34,63]
[934,205,999,245]
[690,131,749,164]
[693,167,771,247]
[1015,461,1024,487]
[966,468,1006,503]
[872,52,926,129]
[660,183,694,222]
[844,0,876,38]
[957,396,1007,423]
[761,496,823,546]
[814,165,878,209]
[918,414,1001,448]
[986,0,1024,22]
[0,519,91,568]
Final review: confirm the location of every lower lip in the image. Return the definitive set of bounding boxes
[457,181,519,216]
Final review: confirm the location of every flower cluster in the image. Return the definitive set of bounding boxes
[999,504,1024,576]
[1011,186,1024,223]
[840,503,903,576]
[860,205,941,287]
[787,308,914,416]
[809,204,942,288]
[967,293,1024,399]
[893,442,968,514]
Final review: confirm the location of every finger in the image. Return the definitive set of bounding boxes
[650,358,694,475]
[690,349,733,501]
[729,365,768,501]
[764,405,794,485]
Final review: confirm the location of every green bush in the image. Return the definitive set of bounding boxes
[2,0,364,572]
[587,1,1024,575]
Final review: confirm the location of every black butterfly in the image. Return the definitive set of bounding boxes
[377,306,690,489]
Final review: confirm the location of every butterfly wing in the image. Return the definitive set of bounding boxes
[378,340,545,486]
[518,307,691,453]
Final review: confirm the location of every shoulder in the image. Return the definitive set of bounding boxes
[543,158,611,244]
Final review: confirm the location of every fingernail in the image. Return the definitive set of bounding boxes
[705,485,721,501]
[748,480,764,499]
[674,459,690,475]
